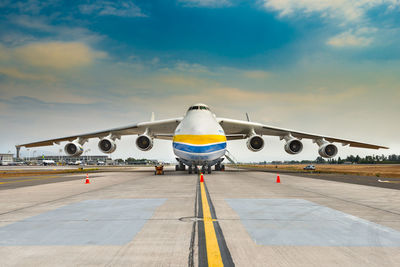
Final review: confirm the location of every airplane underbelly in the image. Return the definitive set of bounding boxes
[173,142,226,162]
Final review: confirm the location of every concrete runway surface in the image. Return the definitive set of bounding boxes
[0,167,399,266]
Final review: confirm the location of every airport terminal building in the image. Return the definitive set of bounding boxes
[0,153,14,165]
[29,155,112,165]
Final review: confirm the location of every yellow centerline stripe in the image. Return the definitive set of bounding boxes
[200,181,223,267]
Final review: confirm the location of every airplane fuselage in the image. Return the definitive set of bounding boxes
[172,108,226,167]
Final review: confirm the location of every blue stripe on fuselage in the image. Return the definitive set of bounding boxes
[173,142,226,153]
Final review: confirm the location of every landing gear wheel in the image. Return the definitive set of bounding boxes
[195,166,199,174]
[179,164,186,171]
[221,164,225,171]
[207,165,212,174]
[175,165,179,171]
[188,166,192,174]
[215,164,221,171]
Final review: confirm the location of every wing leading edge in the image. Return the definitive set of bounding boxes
[16,117,183,149]
[218,118,388,150]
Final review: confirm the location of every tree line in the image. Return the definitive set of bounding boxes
[270,154,400,165]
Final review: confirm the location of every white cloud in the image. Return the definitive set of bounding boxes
[262,1,400,48]
[0,67,56,81]
[327,29,374,47]
[178,0,231,8]
[5,15,105,45]
[79,1,147,17]
[0,41,107,82]
[262,0,399,22]
[14,42,106,69]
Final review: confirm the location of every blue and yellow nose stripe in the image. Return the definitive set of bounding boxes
[173,135,227,145]
[173,135,227,154]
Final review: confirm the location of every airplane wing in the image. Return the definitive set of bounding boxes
[218,118,388,149]
[16,117,183,148]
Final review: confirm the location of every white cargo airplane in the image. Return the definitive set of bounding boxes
[16,103,388,174]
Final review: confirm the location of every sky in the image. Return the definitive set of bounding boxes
[0,0,399,162]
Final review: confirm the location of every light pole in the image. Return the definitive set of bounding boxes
[27,148,30,162]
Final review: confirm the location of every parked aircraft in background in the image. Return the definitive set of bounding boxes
[16,103,388,174]
[42,160,55,166]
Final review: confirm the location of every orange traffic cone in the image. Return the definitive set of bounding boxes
[276,173,280,183]
[85,173,90,184]
[200,173,204,183]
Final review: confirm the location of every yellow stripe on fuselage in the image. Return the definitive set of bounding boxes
[173,135,226,145]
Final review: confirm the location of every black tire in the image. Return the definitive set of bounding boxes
[221,165,225,171]
[207,165,211,174]
[188,166,192,174]
[175,165,179,171]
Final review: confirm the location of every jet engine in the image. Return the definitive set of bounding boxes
[284,138,303,154]
[318,143,338,158]
[64,142,84,157]
[246,135,264,152]
[136,135,153,151]
[98,138,117,153]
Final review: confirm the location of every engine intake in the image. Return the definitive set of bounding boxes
[98,138,116,153]
[247,135,264,152]
[136,135,153,151]
[284,139,303,154]
[318,143,338,158]
[64,142,84,157]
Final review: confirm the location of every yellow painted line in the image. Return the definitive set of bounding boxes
[200,182,223,267]
[0,175,61,179]
[173,134,226,145]
[0,176,61,184]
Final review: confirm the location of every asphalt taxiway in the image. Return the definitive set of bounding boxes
[0,167,399,266]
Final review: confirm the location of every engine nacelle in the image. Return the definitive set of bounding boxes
[136,135,153,151]
[98,138,116,153]
[318,143,338,158]
[284,139,303,154]
[246,135,264,152]
[64,142,84,157]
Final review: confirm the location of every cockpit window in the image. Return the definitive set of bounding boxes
[188,105,209,111]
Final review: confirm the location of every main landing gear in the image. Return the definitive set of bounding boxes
[175,163,185,171]
[188,166,199,174]
[215,163,225,171]
[186,164,223,174]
